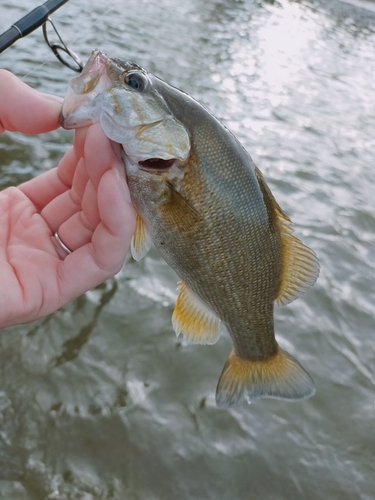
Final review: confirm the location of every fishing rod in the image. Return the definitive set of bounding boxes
[0,0,83,72]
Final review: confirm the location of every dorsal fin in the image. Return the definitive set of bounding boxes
[131,213,152,261]
[255,168,319,306]
[172,280,221,345]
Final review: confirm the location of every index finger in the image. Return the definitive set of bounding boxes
[0,69,63,134]
[83,123,124,190]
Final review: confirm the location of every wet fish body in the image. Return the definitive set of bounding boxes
[61,50,319,407]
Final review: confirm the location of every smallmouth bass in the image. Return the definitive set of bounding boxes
[61,50,319,407]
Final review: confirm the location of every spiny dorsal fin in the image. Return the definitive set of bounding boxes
[131,213,152,261]
[172,280,221,345]
[255,168,319,306]
[216,347,315,407]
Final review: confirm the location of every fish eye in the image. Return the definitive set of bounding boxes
[123,72,147,91]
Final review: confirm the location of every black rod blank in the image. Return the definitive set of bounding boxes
[0,0,69,53]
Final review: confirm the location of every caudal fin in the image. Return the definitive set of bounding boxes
[215,348,315,407]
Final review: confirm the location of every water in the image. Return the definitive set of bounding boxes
[0,0,374,498]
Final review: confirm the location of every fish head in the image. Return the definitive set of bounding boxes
[61,49,191,168]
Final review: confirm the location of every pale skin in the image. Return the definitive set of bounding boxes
[0,69,136,328]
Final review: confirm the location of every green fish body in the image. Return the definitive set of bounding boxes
[61,50,319,406]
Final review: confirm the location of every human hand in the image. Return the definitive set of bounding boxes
[0,70,136,328]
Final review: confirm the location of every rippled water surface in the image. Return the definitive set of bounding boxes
[0,0,375,498]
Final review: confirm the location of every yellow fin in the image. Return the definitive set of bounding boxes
[172,280,221,345]
[131,214,152,261]
[255,168,319,306]
[216,348,315,407]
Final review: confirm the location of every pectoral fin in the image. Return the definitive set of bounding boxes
[161,182,202,233]
[172,280,221,345]
[131,213,152,261]
[255,168,319,306]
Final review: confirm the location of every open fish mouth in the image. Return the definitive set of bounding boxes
[138,158,176,173]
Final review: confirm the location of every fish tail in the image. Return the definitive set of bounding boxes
[215,348,315,407]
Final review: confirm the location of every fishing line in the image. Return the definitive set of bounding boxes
[22,2,118,80]
[0,1,118,81]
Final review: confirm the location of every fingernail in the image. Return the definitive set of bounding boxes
[113,160,132,204]
[110,141,123,160]
[38,92,64,104]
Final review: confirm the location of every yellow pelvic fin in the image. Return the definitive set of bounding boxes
[172,280,221,345]
[255,168,319,306]
[131,213,152,261]
[215,348,315,407]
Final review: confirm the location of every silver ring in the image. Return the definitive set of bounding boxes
[54,231,72,254]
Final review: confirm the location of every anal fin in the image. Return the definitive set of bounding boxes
[131,213,152,261]
[172,280,221,345]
